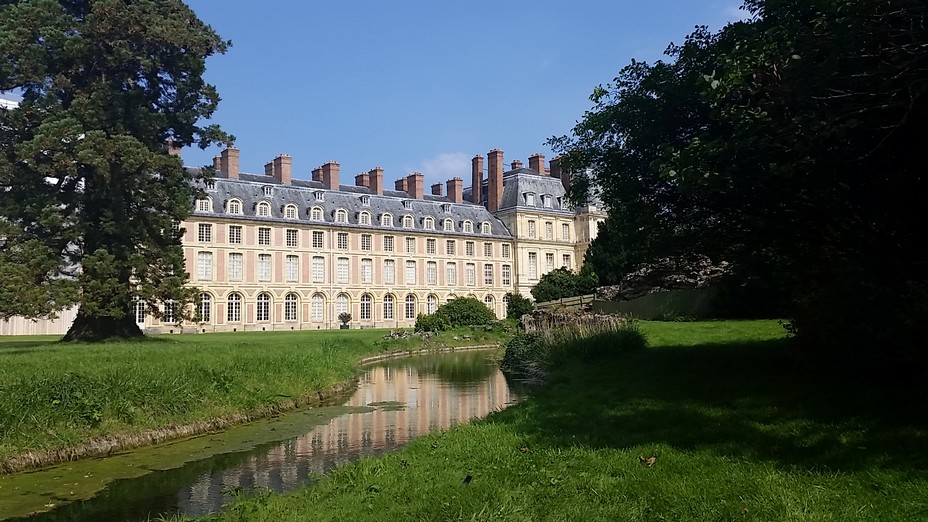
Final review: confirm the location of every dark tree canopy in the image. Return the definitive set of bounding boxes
[551,0,928,375]
[0,0,232,340]
[531,266,598,303]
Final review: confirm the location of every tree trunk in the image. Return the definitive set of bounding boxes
[62,306,144,342]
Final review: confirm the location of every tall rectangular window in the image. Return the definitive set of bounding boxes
[286,229,298,248]
[426,238,436,254]
[528,252,537,279]
[446,240,456,255]
[465,241,475,257]
[258,254,271,281]
[562,254,572,269]
[465,263,475,286]
[337,232,348,250]
[546,252,555,271]
[361,233,372,251]
[258,227,271,246]
[484,243,493,257]
[197,251,212,280]
[198,223,212,242]
[502,244,511,258]
[545,222,553,240]
[383,235,394,252]
[228,225,242,244]
[405,237,415,254]
[384,259,395,284]
[405,260,416,285]
[527,220,536,238]
[426,261,437,285]
[361,258,372,283]
[312,256,325,282]
[502,265,511,285]
[446,262,457,286]
[484,264,493,285]
[228,253,243,281]
[286,255,299,281]
[561,223,570,241]
[312,230,324,248]
[337,257,349,283]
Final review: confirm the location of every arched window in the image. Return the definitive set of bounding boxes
[423,217,434,230]
[360,294,373,320]
[383,294,395,320]
[443,218,454,231]
[227,293,242,322]
[310,206,324,221]
[284,204,298,219]
[227,199,242,215]
[195,196,212,213]
[447,293,458,303]
[311,293,324,321]
[481,222,491,234]
[256,292,271,322]
[336,293,349,318]
[403,215,414,228]
[405,294,417,320]
[359,211,371,225]
[427,294,438,314]
[335,208,348,223]
[463,220,473,233]
[502,294,510,313]
[484,294,495,314]
[285,293,298,321]
[381,213,393,227]
[257,201,271,217]
[198,293,212,323]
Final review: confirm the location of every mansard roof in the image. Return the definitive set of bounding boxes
[462,168,573,214]
[190,169,512,239]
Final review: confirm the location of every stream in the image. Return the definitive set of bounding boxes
[0,349,524,521]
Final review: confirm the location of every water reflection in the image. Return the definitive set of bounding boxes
[15,350,521,521]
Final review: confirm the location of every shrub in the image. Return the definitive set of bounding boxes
[530,265,599,303]
[337,312,352,325]
[505,292,534,319]
[414,313,449,333]
[414,297,496,332]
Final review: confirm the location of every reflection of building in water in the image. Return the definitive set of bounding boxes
[176,364,516,515]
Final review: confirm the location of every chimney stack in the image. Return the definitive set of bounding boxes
[369,167,384,195]
[471,155,484,205]
[529,153,546,175]
[487,148,503,212]
[550,156,570,191]
[321,161,339,190]
[406,172,424,199]
[431,183,443,196]
[219,147,239,180]
[264,161,274,177]
[447,177,463,203]
[213,155,221,173]
[311,167,322,182]
[271,154,292,185]
[355,172,370,188]
[395,177,408,192]
[511,159,523,170]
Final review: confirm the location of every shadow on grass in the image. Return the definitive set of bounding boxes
[495,338,928,474]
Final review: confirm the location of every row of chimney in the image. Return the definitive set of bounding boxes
[213,147,570,209]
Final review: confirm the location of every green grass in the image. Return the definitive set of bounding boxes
[0,326,510,464]
[186,320,928,521]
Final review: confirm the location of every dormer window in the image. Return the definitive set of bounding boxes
[313,191,324,202]
[403,200,413,210]
[481,222,491,234]
[542,194,552,208]
[335,208,348,223]
[284,204,298,219]
[381,213,393,227]
[403,215,414,228]
[263,186,273,197]
[424,217,435,230]
[257,201,271,217]
[462,220,473,233]
[205,181,215,190]
[524,192,535,206]
[556,197,563,208]
[441,204,451,213]
[310,206,323,221]
[359,211,371,225]
[360,195,370,206]
[195,196,212,213]
[227,199,242,215]
[443,218,454,232]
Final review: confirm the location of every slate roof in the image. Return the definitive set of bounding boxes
[462,168,573,214]
[189,170,513,239]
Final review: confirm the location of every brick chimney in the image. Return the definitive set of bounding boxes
[264,161,274,177]
[321,161,339,190]
[471,155,483,204]
[447,177,463,203]
[406,172,424,199]
[511,159,523,170]
[213,155,221,173]
[487,149,504,212]
[311,167,322,182]
[355,172,370,188]
[272,154,292,185]
[395,177,408,192]
[369,167,384,195]
[219,147,239,180]
[529,153,546,175]
[550,156,570,191]
[431,183,443,196]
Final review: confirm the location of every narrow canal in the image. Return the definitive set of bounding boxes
[0,349,524,521]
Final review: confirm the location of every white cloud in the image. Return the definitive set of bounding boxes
[418,152,471,185]
[720,3,751,23]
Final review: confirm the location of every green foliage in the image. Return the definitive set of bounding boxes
[337,312,352,325]
[414,297,496,332]
[530,265,598,303]
[504,292,534,319]
[550,1,928,374]
[0,0,232,339]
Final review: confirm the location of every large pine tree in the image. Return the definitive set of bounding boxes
[0,0,232,340]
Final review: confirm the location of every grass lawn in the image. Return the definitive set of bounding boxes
[0,326,511,469]
[188,320,928,521]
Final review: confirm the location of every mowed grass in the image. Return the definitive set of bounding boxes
[0,327,509,463]
[188,320,928,521]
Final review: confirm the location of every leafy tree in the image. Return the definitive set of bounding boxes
[0,0,232,340]
[414,297,496,332]
[531,266,598,303]
[504,292,534,319]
